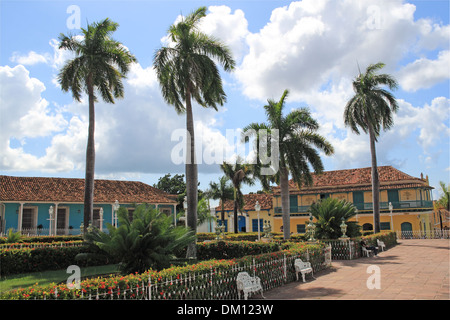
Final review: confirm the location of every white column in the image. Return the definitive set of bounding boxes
[18,202,24,232]
[54,203,59,236]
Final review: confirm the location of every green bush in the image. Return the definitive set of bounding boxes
[0,245,113,277]
[362,231,397,249]
[82,204,195,274]
[0,235,83,245]
[196,240,280,260]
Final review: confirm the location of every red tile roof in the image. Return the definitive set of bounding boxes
[216,193,273,211]
[273,166,432,195]
[0,175,176,204]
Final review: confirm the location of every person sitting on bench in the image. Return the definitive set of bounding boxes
[360,239,378,256]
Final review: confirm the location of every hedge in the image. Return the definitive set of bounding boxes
[0,235,82,244]
[196,240,281,260]
[0,245,114,277]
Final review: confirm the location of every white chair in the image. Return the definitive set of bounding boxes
[236,272,264,300]
[294,259,314,282]
[362,246,374,257]
[377,239,386,251]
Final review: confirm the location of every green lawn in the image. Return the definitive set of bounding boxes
[0,264,119,293]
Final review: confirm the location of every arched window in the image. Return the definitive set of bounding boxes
[362,223,373,231]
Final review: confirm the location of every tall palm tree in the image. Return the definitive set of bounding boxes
[153,7,235,257]
[220,160,255,233]
[58,18,136,233]
[344,62,399,233]
[243,89,334,240]
[207,175,234,224]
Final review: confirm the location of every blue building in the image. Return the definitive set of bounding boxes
[0,175,178,236]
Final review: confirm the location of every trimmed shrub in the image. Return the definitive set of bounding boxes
[0,245,114,277]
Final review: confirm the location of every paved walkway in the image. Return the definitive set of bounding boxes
[259,239,449,300]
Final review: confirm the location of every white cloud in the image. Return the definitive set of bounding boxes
[0,65,67,140]
[0,65,70,171]
[393,97,450,151]
[233,0,448,101]
[10,51,51,65]
[397,50,450,92]
[199,6,249,62]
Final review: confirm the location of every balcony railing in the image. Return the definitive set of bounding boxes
[274,200,433,215]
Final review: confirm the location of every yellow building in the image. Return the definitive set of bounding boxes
[271,166,434,235]
[215,193,273,233]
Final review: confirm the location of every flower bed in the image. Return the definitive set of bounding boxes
[0,241,328,300]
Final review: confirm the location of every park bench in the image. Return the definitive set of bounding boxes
[377,239,386,251]
[236,272,264,300]
[362,246,376,257]
[294,259,314,282]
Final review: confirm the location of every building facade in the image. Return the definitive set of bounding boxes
[272,166,434,235]
[0,175,177,236]
[215,193,273,233]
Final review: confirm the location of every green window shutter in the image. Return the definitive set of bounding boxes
[290,195,298,213]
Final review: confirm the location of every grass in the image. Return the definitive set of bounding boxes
[0,264,119,293]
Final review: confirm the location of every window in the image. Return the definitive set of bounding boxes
[21,208,36,230]
[160,208,172,216]
[252,219,263,232]
[362,223,373,231]
[56,208,68,235]
[128,208,135,221]
[353,191,364,210]
[380,222,391,230]
[297,224,306,233]
[289,195,298,213]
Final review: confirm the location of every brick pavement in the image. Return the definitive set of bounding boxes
[258,239,449,300]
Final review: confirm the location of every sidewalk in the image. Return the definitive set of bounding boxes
[259,239,449,300]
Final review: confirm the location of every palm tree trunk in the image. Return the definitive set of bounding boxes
[232,187,239,233]
[368,125,381,234]
[185,88,198,259]
[83,74,95,235]
[221,203,225,224]
[280,166,290,240]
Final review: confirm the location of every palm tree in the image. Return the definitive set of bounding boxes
[58,18,136,233]
[243,89,334,240]
[309,198,361,240]
[154,7,235,257]
[344,62,399,233]
[220,160,255,233]
[82,204,195,274]
[207,175,234,224]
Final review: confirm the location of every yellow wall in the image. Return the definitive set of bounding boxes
[271,211,434,235]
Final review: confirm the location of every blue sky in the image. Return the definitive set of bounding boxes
[1,0,449,203]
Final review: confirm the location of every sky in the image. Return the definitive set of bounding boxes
[1,0,449,204]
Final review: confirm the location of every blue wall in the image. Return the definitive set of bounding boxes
[2,202,154,235]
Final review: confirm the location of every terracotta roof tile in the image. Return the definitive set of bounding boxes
[216,193,273,211]
[0,175,176,204]
[273,166,432,194]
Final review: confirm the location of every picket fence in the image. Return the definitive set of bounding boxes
[51,245,332,300]
[323,240,361,260]
[396,229,450,240]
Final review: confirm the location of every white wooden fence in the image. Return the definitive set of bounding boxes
[396,229,450,239]
[54,245,332,300]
